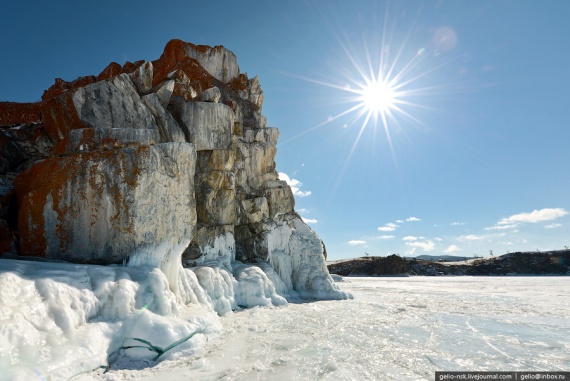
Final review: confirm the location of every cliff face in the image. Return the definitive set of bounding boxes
[0,39,346,300]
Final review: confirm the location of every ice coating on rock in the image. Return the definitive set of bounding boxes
[0,258,310,379]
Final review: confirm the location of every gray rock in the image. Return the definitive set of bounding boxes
[243,127,279,144]
[0,131,28,174]
[17,142,197,266]
[195,170,237,226]
[234,140,278,192]
[72,74,158,130]
[264,183,295,218]
[184,44,239,83]
[66,128,160,153]
[171,102,234,151]
[239,197,269,225]
[141,93,186,143]
[152,80,175,107]
[201,87,222,103]
[183,225,235,269]
[129,61,153,93]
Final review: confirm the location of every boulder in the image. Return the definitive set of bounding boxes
[171,101,233,150]
[201,87,222,103]
[167,70,197,102]
[72,74,158,131]
[141,93,186,143]
[151,79,175,107]
[15,143,197,265]
[129,61,153,93]
[183,42,239,83]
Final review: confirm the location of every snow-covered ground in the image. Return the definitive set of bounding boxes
[1,257,568,381]
[80,276,570,381]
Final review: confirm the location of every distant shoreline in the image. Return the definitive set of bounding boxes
[327,250,570,277]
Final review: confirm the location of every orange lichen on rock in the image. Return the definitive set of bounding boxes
[122,60,145,74]
[41,76,97,101]
[0,102,42,126]
[229,74,249,93]
[15,147,146,260]
[40,90,87,144]
[97,62,123,81]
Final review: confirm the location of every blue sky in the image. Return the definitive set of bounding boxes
[2,1,569,260]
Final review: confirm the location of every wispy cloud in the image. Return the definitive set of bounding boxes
[396,219,404,223]
[378,222,399,232]
[406,217,421,222]
[405,240,434,252]
[450,221,465,226]
[545,223,562,229]
[278,172,312,197]
[443,245,462,254]
[402,236,418,241]
[348,240,367,246]
[498,208,568,225]
[302,217,318,224]
[377,235,395,239]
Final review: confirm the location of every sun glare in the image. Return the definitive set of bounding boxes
[359,79,397,115]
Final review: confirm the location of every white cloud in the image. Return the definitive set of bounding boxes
[405,240,434,252]
[396,219,404,223]
[297,208,308,214]
[378,222,399,232]
[485,224,519,231]
[498,208,568,225]
[450,221,465,226]
[443,245,462,254]
[406,217,421,222]
[278,172,312,198]
[499,241,514,246]
[545,223,562,229]
[302,217,318,224]
[377,235,395,240]
[435,237,443,242]
[348,240,367,246]
[402,236,417,241]
[459,234,488,241]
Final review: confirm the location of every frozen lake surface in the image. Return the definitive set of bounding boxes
[85,276,570,381]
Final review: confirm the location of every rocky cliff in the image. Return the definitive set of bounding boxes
[0,39,347,300]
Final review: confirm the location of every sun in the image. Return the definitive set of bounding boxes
[358,79,397,115]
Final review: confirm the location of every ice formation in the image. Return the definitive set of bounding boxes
[0,256,304,380]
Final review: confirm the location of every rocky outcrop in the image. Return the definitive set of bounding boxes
[1,39,348,300]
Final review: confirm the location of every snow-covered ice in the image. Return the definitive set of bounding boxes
[83,276,570,381]
[1,258,569,380]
